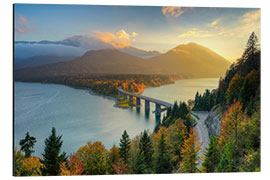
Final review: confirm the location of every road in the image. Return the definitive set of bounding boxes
[191,111,210,169]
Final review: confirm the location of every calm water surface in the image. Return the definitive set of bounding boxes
[14,78,218,156]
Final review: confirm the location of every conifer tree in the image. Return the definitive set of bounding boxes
[202,135,220,172]
[134,152,147,174]
[216,138,237,172]
[19,132,36,158]
[139,130,154,172]
[41,127,67,176]
[119,130,131,165]
[155,133,173,173]
[180,128,201,173]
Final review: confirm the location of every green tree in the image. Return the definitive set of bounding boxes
[76,141,108,175]
[134,152,147,174]
[248,105,260,150]
[216,138,237,172]
[139,130,154,172]
[202,135,220,172]
[240,70,260,112]
[242,32,259,63]
[19,132,36,158]
[119,130,131,165]
[155,133,173,173]
[240,149,260,172]
[41,127,67,176]
[178,102,189,119]
[226,74,244,105]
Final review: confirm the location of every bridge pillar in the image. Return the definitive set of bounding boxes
[129,95,133,103]
[145,100,150,110]
[119,92,123,98]
[155,103,161,116]
[123,94,127,100]
[136,97,141,107]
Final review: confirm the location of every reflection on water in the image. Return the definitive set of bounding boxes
[14,78,218,157]
[145,109,150,119]
[15,82,157,157]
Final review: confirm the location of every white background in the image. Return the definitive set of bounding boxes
[0,0,269,179]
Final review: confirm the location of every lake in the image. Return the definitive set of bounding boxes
[14,78,218,157]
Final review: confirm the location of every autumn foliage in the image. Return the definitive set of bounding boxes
[60,154,84,175]
[76,141,108,175]
[179,128,201,173]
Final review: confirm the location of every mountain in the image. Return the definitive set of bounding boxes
[149,42,231,77]
[119,46,161,58]
[14,55,76,69]
[15,49,153,81]
[14,43,231,81]
[15,35,161,59]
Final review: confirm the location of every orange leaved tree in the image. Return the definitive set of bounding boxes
[179,128,201,173]
[60,154,84,175]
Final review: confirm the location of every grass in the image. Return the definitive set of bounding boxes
[116,97,135,108]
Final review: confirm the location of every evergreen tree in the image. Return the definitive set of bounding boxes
[240,149,260,172]
[202,135,220,172]
[134,152,147,174]
[178,102,189,119]
[119,130,131,165]
[180,128,201,173]
[216,138,237,172]
[242,32,259,62]
[139,130,154,172]
[155,133,173,173]
[171,101,178,119]
[19,132,36,158]
[41,127,67,176]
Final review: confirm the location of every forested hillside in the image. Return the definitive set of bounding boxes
[14,33,261,175]
[194,32,261,172]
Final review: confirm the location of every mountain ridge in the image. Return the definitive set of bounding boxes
[14,43,231,81]
[15,35,161,59]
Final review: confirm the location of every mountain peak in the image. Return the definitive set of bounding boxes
[173,42,201,50]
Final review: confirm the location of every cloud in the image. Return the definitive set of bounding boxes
[17,15,28,23]
[94,30,138,48]
[178,30,212,38]
[241,9,260,23]
[131,32,139,38]
[208,19,220,27]
[162,7,185,17]
[15,15,36,35]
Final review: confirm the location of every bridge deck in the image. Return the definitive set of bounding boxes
[118,88,173,108]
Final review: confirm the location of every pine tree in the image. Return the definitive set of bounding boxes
[139,130,154,172]
[19,132,36,158]
[119,130,130,165]
[134,152,147,174]
[155,133,173,173]
[180,128,201,173]
[242,32,259,61]
[216,138,237,172]
[41,127,67,176]
[202,135,220,172]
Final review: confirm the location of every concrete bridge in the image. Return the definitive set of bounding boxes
[117,87,173,116]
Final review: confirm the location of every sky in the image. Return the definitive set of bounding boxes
[14,4,261,62]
